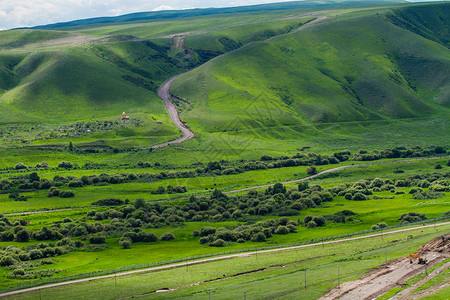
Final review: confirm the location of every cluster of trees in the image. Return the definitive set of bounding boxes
[0,237,85,270]
[328,172,449,201]
[303,210,356,228]
[151,185,187,194]
[1,173,75,199]
[194,217,298,246]
[399,212,427,224]
[353,146,447,162]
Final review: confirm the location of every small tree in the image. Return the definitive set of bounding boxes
[134,198,146,209]
[298,181,309,191]
[14,163,28,170]
[251,232,267,242]
[119,237,132,249]
[307,166,317,175]
[306,221,317,228]
[275,225,290,235]
[160,232,175,241]
[15,229,30,242]
[89,235,106,244]
[211,239,226,247]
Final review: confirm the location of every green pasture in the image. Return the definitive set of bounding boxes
[1,157,448,213]
[5,224,449,299]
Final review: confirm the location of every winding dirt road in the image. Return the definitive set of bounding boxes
[150,74,194,149]
[1,222,448,298]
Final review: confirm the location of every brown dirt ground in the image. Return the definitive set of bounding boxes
[320,234,450,300]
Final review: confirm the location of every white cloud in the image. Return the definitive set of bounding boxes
[152,5,175,11]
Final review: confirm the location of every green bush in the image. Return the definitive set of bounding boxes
[59,190,75,198]
[119,237,132,249]
[275,225,290,235]
[89,235,106,244]
[160,232,175,241]
[211,239,226,247]
[251,232,266,242]
[91,198,124,206]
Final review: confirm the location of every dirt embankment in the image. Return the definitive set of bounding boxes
[320,235,450,300]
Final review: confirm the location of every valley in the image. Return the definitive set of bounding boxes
[0,0,448,298]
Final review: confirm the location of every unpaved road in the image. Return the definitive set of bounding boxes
[1,222,449,298]
[150,74,194,149]
[320,234,450,300]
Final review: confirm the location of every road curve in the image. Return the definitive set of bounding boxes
[1,222,448,298]
[150,73,194,149]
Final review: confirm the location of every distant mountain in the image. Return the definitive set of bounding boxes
[33,0,406,30]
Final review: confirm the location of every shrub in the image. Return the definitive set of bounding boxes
[14,163,28,170]
[211,239,226,247]
[312,216,326,227]
[298,181,309,191]
[15,229,30,242]
[29,249,43,260]
[47,187,60,197]
[352,192,368,201]
[160,232,175,241]
[0,256,17,266]
[251,232,266,242]
[275,226,290,235]
[199,236,210,244]
[119,237,132,249]
[89,235,106,244]
[399,212,426,223]
[306,166,317,175]
[0,231,14,242]
[91,198,124,206]
[142,233,158,243]
[58,161,74,169]
[412,190,445,200]
[59,190,75,198]
[200,226,217,236]
[306,221,317,228]
[68,180,83,187]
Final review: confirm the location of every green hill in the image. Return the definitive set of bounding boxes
[170,3,449,148]
[0,1,448,156]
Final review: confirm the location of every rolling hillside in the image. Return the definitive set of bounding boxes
[170,3,449,152]
[0,1,448,156]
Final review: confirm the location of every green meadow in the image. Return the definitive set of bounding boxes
[0,0,449,298]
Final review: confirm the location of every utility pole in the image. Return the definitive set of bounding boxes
[338,266,340,289]
[208,289,211,300]
[304,268,307,290]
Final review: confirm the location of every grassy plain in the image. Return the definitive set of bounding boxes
[0,1,449,298]
[5,224,449,299]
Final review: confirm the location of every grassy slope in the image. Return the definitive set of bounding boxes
[0,2,448,164]
[171,4,449,155]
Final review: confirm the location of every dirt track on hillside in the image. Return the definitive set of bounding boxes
[148,74,194,149]
[1,223,448,298]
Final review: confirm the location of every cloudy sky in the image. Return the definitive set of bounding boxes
[0,0,436,30]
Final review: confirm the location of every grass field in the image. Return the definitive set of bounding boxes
[4,224,449,299]
[0,1,449,298]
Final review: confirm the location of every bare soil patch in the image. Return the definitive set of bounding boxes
[320,234,450,300]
